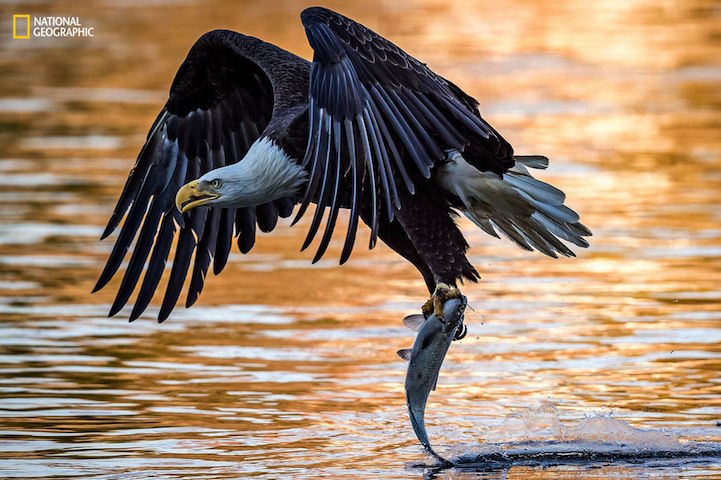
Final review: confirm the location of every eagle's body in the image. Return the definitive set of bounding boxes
[95,7,590,322]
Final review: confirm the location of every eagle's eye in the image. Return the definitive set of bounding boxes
[210,179,222,189]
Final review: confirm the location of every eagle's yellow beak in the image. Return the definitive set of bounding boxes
[175,180,220,213]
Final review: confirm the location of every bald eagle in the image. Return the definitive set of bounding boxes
[94,6,590,322]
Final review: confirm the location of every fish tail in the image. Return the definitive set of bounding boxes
[408,403,430,450]
[408,400,451,466]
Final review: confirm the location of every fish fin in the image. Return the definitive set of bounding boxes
[402,314,425,332]
[397,349,412,361]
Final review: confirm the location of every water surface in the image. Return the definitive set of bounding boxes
[1,0,720,478]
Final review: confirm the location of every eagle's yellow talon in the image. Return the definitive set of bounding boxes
[433,295,444,319]
[421,298,434,318]
[421,283,462,321]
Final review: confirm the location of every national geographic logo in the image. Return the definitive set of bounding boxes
[12,14,94,39]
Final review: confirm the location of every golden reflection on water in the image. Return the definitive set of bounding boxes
[1,0,720,478]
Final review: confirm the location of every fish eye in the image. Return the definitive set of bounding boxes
[209,179,222,189]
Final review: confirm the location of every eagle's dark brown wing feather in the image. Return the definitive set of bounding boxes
[95,30,298,322]
[296,7,513,264]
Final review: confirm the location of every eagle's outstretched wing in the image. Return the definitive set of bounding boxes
[296,6,514,264]
[95,30,296,322]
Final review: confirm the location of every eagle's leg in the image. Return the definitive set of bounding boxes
[382,184,478,339]
[421,283,462,321]
[389,184,479,333]
[367,181,478,336]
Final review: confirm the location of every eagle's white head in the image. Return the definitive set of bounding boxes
[175,137,307,213]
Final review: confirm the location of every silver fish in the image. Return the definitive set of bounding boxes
[397,296,467,465]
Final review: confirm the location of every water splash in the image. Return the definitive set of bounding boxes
[434,402,721,469]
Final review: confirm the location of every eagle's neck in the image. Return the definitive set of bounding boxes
[214,137,307,208]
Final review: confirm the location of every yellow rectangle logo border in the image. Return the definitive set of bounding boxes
[13,14,31,39]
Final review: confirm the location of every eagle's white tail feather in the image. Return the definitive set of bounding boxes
[438,152,591,257]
